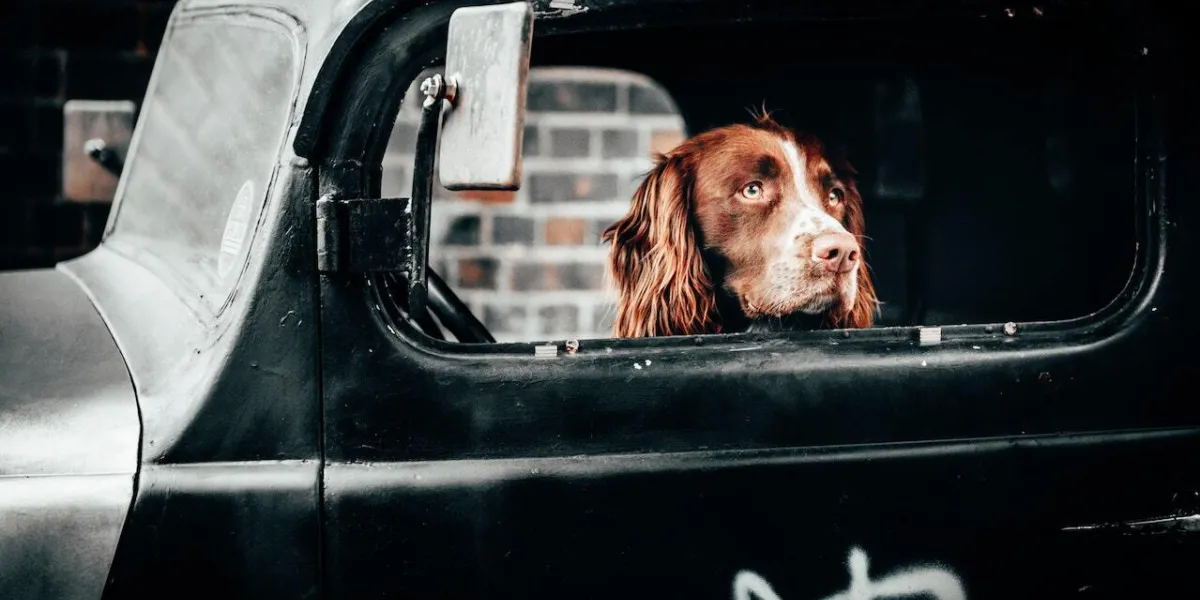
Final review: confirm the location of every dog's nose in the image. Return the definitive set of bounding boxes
[811,232,860,273]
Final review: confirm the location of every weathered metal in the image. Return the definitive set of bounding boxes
[1,1,1198,599]
[438,1,535,190]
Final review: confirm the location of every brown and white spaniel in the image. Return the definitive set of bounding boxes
[602,112,877,338]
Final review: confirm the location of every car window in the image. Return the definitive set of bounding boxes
[383,67,686,343]
[107,15,297,316]
[383,14,1137,346]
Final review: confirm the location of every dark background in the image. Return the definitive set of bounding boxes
[1,0,174,271]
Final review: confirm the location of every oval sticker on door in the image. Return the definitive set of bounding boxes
[218,180,255,279]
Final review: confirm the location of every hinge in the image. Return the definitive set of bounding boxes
[316,195,414,273]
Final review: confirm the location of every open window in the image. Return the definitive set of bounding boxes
[378,2,1142,349]
[382,66,686,342]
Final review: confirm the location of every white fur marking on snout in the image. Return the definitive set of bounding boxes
[778,138,820,210]
[750,137,860,319]
[777,138,849,240]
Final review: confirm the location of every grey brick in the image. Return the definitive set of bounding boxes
[593,304,616,333]
[538,305,579,334]
[386,122,418,156]
[484,305,527,334]
[601,129,639,158]
[549,128,590,158]
[442,215,480,246]
[493,215,535,245]
[616,172,645,201]
[529,173,619,203]
[514,262,606,291]
[431,258,451,279]
[378,165,409,197]
[589,219,616,245]
[555,263,605,290]
[629,84,676,115]
[527,81,617,112]
[522,124,540,157]
[512,263,545,291]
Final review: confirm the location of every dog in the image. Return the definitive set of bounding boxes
[602,112,877,338]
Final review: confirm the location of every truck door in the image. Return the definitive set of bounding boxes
[311,1,1200,598]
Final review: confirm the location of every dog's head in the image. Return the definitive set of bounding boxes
[602,112,877,338]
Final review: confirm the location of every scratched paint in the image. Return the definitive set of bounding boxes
[734,547,966,600]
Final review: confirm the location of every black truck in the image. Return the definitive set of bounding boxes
[2,0,1198,598]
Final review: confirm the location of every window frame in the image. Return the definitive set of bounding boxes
[306,0,1183,469]
[346,2,1161,359]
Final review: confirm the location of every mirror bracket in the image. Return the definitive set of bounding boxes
[403,73,454,316]
[324,3,533,333]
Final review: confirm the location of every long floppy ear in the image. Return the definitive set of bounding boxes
[828,173,878,329]
[601,154,719,338]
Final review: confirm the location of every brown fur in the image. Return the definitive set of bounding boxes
[602,113,877,338]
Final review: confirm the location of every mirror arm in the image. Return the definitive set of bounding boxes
[405,74,456,317]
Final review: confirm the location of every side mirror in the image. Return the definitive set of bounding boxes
[437,1,534,191]
[397,1,533,321]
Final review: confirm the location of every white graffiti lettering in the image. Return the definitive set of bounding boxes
[733,547,966,600]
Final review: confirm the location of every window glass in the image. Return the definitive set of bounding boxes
[110,16,297,315]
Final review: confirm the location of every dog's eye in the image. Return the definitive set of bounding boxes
[827,188,844,206]
[740,182,764,200]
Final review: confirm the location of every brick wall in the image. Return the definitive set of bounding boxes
[384,67,686,343]
[1,0,174,271]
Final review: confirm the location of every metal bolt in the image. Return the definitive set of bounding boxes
[419,75,442,108]
[419,74,441,97]
[420,73,458,107]
[1003,322,1018,336]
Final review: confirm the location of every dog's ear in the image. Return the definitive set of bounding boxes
[826,171,878,329]
[601,153,719,338]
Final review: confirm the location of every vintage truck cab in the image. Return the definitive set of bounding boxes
[2,0,1199,598]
